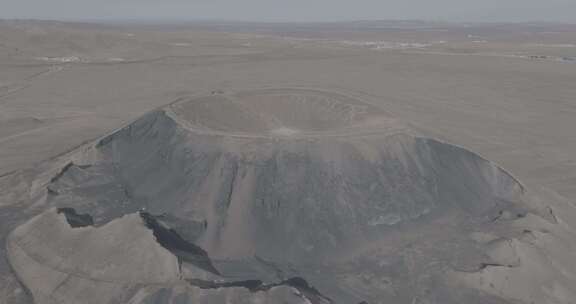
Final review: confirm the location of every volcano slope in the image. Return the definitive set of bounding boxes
[4,88,576,304]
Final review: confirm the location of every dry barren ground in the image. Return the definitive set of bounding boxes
[1,20,576,304]
[1,20,575,199]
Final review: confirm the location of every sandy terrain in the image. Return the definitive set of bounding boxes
[0,20,576,304]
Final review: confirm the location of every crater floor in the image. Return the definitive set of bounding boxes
[170,88,406,138]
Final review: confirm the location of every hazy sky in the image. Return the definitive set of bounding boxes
[1,0,575,23]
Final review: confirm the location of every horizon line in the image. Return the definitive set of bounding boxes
[2,17,576,26]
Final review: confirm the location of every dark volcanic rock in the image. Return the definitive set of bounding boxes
[57,207,94,228]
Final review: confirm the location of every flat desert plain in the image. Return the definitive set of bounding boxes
[1,21,576,198]
[1,20,576,304]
